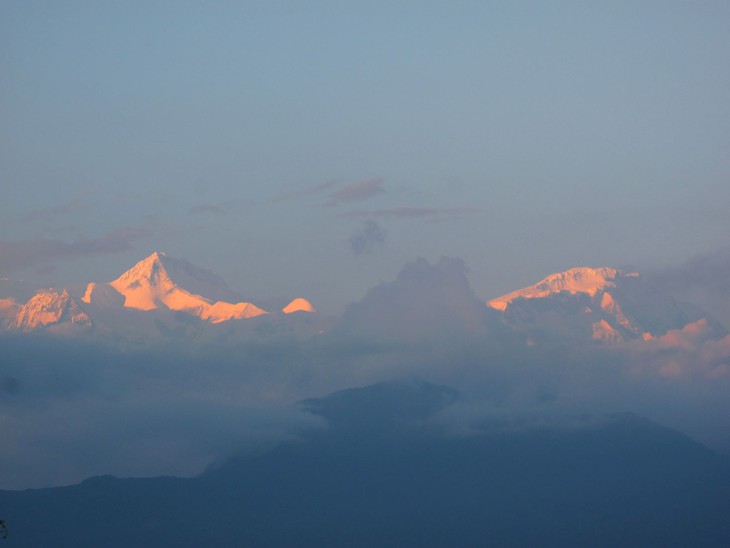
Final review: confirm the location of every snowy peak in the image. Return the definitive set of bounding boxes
[15,289,91,330]
[283,298,316,314]
[110,252,176,311]
[111,251,168,287]
[488,267,639,311]
[485,266,713,344]
[110,251,239,306]
[0,253,322,341]
[108,252,268,322]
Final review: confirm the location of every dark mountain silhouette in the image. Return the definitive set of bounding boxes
[2,380,730,547]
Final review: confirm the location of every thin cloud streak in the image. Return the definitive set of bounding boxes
[189,204,225,215]
[20,201,87,223]
[188,198,254,215]
[344,206,480,221]
[327,178,385,206]
[273,180,340,203]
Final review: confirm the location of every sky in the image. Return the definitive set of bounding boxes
[2,1,730,313]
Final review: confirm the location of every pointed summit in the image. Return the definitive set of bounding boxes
[111,251,239,306]
[108,252,267,322]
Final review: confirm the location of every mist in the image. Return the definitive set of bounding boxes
[3,256,730,491]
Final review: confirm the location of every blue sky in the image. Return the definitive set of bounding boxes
[2,1,730,312]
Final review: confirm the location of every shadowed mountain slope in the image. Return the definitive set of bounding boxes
[2,380,729,547]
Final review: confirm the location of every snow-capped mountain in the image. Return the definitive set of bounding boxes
[488,267,635,311]
[487,267,721,344]
[2,257,722,348]
[1,252,318,341]
[96,251,267,323]
[15,289,92,331]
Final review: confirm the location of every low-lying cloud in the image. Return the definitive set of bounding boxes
[2,255,730,490]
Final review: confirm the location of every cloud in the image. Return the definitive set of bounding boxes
[273,180,340,203]
[348,221,387,255]
[273,177,385,206]
[343,206,480,222]
[0,226,152,273]
[20,201,87,223]
[327,178,385,205]
[646,248,730,295]
[3,254,730,491]
[189,204,225,215]
[644,248,730,329]
[331,257,498,344]
[0,335,329,489]
[188,198,254,215]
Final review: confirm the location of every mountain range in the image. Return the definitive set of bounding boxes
[0,252,323,344]
[0,253,724,347]
[486,266,723,344]
[2,380,729,547]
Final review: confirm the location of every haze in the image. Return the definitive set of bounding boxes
[2,2,730,313]
[2,3,730,546]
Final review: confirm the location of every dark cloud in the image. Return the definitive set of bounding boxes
[344,206,480,222]
[0,226,152,273]
[331,257,498,344]
[347,220,387,255]
[327,178,385,205]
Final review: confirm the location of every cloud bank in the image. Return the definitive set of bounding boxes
[2,256,730,490]
[0,226,152,274]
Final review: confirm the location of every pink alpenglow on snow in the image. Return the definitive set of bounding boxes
[487,267,638,311]
[282,298,316,314]
[108,252,268,322]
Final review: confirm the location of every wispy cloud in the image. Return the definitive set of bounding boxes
[348,221,387,255]
[0,226,152,273]
[344,206,480,222]
[20,201,87,223]
[189,204,225,215]
[327,178,385,206]
[273,180,340,203]
[188,198,254,215]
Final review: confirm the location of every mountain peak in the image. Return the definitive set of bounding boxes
[283,298,316,314]
[15,289,91,330]
[488,267,638,311]
[110,252,240,308]
[106,253,269,322]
